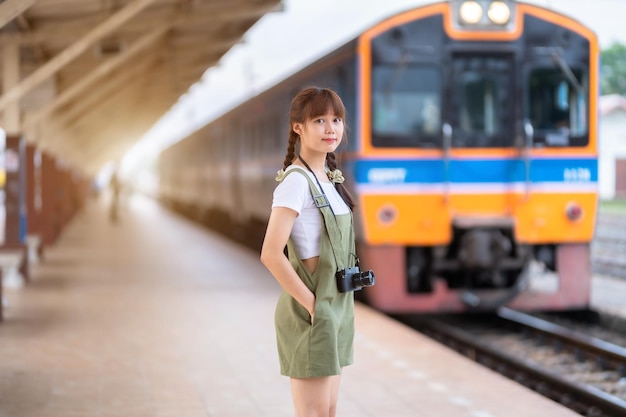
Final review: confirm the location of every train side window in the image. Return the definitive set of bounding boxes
[239,127,245,161]
[527,68,588,146]
[261,119,270,156]
[254,122,260,157]
[371,65,441,148]
[275,115,283,152]
[212,125,223,160]
[259,119,266,156]
[273,116,281,154]
[206,135,213,163]
[246,122,253,160]
[254,120,260,158]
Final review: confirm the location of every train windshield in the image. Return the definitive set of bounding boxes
[527,67,588,147]
[371,65,441,147]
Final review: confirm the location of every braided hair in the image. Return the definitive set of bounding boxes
[282,87,355,210]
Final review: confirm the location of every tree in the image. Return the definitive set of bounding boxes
[601,42,626,96]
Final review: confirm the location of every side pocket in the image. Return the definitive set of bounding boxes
[291,296,313,327]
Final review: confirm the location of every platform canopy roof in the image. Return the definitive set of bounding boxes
[0,0,282,176]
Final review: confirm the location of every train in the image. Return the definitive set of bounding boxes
[159,0,599,313]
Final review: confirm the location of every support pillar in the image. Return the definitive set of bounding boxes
[57,161,72,230]
[25,144,43,263]
[41,152,59,246]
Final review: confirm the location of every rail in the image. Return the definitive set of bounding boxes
[404,309,626,417]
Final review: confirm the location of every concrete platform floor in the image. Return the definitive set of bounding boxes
[0,195,580,417]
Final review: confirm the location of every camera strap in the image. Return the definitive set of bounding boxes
[297,156,337,217]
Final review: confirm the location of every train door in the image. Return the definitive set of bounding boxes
[442,53,518,211]
[439,53,524,298]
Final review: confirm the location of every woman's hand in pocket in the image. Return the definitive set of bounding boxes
[307,293,315,325]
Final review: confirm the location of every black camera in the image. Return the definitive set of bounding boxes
[336,266,376,293]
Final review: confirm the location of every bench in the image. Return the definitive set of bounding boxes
[25,234,43,265]
[0,247,28,321]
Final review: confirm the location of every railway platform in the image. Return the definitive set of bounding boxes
[0,194,580,417]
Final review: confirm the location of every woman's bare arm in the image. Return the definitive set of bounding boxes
[260,207,315,319]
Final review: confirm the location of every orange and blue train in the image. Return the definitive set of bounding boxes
[159,0,599,313]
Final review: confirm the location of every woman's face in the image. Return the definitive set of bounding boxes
[294,112,344,156]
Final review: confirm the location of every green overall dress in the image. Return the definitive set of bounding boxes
[274,168,356,378]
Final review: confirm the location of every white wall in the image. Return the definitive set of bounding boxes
[599,109,626,199]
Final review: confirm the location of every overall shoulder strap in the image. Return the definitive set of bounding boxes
[280,168,329,209]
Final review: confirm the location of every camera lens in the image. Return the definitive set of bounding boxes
[353,270,375,288]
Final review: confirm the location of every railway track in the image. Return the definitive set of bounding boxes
[593,212,626,280]
[534,310,626,349]
[401,308,626,417]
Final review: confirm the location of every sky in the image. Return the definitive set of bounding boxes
[118,0,626,183]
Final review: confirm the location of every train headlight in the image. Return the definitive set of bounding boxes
[487,1,511,25]
[452,0,516,31]
[459,1,483,25]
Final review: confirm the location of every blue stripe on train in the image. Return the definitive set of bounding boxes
[353,158,598,184]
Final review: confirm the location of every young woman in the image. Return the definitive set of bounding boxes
[260,87,357,417]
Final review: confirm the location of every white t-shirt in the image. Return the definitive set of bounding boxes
[272,165,350,260]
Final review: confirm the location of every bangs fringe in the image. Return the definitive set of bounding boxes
[302,89,345,120]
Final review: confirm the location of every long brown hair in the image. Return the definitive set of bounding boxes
[282,86,355,210]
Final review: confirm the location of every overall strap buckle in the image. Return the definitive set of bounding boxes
[313,194,330,208]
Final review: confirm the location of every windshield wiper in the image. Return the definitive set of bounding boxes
[383,51,410,98]
[551,52,582,92]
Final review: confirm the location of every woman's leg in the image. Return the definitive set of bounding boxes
[290,374,342,417]
[328,374,342,417]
